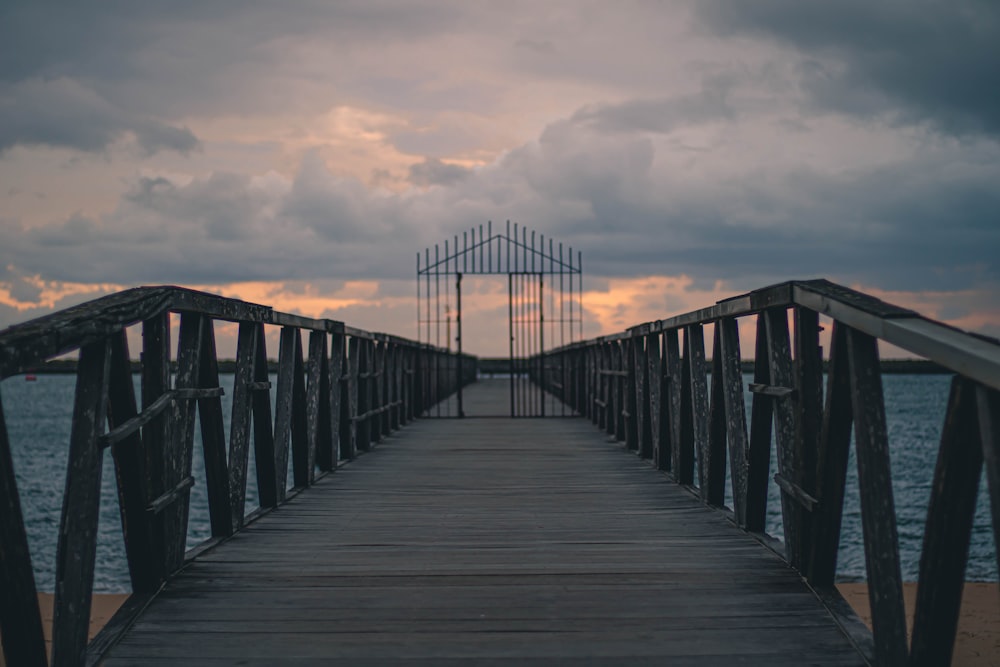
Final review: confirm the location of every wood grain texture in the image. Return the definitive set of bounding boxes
[195,322,232,538]
[745,314,773,534]
[846,327,907,667]
[52,338,111,667]
[228,323,258,531]
[718,317,748,526]
[101,380,864,666]
[807,322,853,587]
[910,377,983,666]
[106,331,156,592]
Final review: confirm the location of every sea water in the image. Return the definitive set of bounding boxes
[1,372,996,592]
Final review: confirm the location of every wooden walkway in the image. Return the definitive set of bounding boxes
[102,380,865,666]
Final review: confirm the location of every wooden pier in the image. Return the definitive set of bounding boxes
[1,280,998,666]
[101,379,865,665]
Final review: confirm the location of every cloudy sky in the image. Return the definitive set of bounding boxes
[1,1,997,355]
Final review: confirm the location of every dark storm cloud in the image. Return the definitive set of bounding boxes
[408,158,472,187]
[696,0,1000,137]
[570,76,737,134]
[0,78,199,154]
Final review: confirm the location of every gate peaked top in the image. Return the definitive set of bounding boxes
[417,220,582,276]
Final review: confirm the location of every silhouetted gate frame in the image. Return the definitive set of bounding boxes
[417,222,583,417]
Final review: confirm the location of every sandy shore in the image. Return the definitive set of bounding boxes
[0,593,128,667]
[837,583,999,666]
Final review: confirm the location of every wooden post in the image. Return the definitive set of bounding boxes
[806,322,853,586]
[250,323,277,506]
[745,314,773,533]
[686,324,711,499]
[976,386,1000,580]
[0,391,47,666]
[846,326,907,667]
[718,317,749,526]
[301,331,325,486]
[763,308,804,567]
[141,313,171,579]
[706,325,727,507]
[347,337,360,455]
[106,330,157,592]
[274,327,299,503]
[357,340,371,451]
[329,332,345,462]
[196,320,232,537]
[647,332,666,469]
[910,377,983,666]
[52,338,111,667]
[664,329,684,478]
[625,337,639,451]
[166,313,205,570]
[229,323,259,531]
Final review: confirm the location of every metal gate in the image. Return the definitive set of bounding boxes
[417,222,583,417]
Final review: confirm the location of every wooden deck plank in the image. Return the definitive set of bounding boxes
[101,379,864,665]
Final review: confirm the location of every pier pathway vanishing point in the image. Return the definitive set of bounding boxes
[101,379,865,666]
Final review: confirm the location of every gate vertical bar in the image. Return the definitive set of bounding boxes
[456,272,464,418]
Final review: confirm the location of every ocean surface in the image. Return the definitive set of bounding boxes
[2,372,996,593]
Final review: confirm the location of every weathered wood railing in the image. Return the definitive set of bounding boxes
[536,279,1000,667]
[0,286,474,667]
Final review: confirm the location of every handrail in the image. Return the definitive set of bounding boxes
[0,286,476,667]
[535,278,999,667]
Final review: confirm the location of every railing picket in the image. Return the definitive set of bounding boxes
[636,334,653,459]
[228,323,259,531]
[614,342,626,441]
[764,308,804,567]
[745,314,773,533]
[686,325,710,495]
[273,327,298,502]
[303,331,325,484]
[357,339,372,451]
[196,320,232,537]
[329,332,345,463]
[250,323,277,507]
[794,307,823,568]
[0,390,48,667]
[677,330,696,485]
[846,326,907,667]
[718,317,749,526]
[807,322,853,586]
[625,338,639,451]
[390,343,401,430]
[339,351,354,460]
[141,313,171,579]
[379,342,391,437]
[52,338,111,667]
[647,332,667,469]
[347,337,360,453]
[105,331,157,592]
[166,313,205,571]
[664,329,684,478]
[314,333,334,473]
[910,377,984,666]
[706,325,727,506]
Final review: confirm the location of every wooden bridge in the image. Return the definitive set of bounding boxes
[1,280,998,666]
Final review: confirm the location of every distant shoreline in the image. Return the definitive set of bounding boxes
[11,357,952,376]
